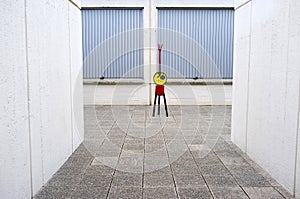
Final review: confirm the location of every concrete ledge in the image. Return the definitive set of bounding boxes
[167,79,232,85]
[83,79,232,85]
[83,79,145,85]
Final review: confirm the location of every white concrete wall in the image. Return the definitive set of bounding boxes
[69,1,84,151]
[27,0,72,193]
[0,0,83,197]
[232,0,300,197]
[0,0,31,198]
[231,0,251,152]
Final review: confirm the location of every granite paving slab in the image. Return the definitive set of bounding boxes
[33,106,296,199]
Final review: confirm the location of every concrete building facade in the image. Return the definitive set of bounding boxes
[82,0,234,106]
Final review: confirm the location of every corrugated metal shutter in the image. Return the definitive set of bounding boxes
[82,9,143,79]
[158,9,234,79]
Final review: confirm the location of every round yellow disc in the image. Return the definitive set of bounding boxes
[153,72,167,85]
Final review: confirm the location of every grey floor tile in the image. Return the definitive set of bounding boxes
[80,174,112,188]
[123,143,145,151]
[72,185,109,199]
[273,186,295,199]
[34,106,297,199]
[72,144,93,157]
[116,166,144,174]
[145,144,166,153]
[144,165,172,175]
[203,175,238,187]
[111,173,142,187]
[144,154,169,166]
[178,152,195,160]
[54,166,86,176]
[199,164,231,176]
[95,150,121,158]
[172,165,200,175]
[108,187,142,199]
[34,186,75,199]
[172,158,198,167]
[243,187,284,199]
[177,187,213,199]
[95,157,119,168]
[61,156,93,169]
[118,156,144,167]
[86,164,115,175]
[145,139,165,145]
[46,174,83,187]
[144,174,174,187]
[216,151,244,160]
[226,165,257,176]
[234,173,271,187]
[217,153,250,166]
[210,186,249,199]
[259,172,282,187]
[212,143,234,153]
[143,187,177,199]
[174,174,206,188]
[194,153,222,165]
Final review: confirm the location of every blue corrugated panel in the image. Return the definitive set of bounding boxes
[82,9,143,79]
[158,9,234,79]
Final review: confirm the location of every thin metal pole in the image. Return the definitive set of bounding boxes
[158,44,163,72]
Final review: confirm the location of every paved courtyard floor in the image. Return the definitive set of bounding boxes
[35,106,295,199]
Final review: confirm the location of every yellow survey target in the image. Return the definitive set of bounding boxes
[153,72,167,85]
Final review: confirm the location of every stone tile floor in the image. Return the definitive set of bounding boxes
[35,106,296,199]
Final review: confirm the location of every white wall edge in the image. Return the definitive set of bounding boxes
[294,78,300,196]
[234,0,252,10]
[69,0,81,9]
[24,0,33,196]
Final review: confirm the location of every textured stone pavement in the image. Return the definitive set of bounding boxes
[35,106,295,199]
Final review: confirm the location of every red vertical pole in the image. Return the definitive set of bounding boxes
[158,44,162,72]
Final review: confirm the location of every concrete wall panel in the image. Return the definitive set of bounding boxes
[0,0,84,197]
[233,0,300,196]
[26,0,73,193]
[231,1,251,151]
[288,0,300,196]
[69,2,84,149]
[246,0,297,193]
[0,0,31,198]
